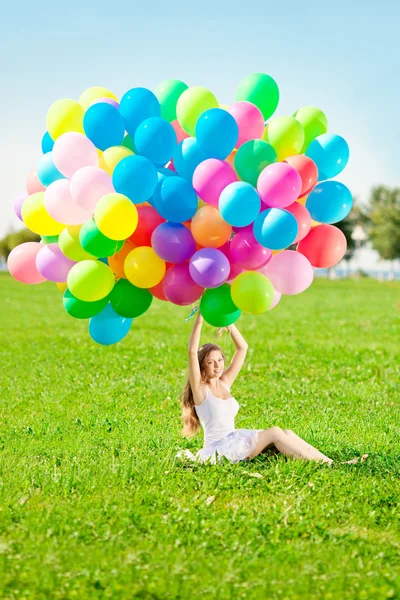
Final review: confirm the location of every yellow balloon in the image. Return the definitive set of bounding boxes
[311,219,320,228]
[56,282,68,293]
[79,87,118,110]
[124,247,165,288]
[262,116,305,161]
[297,194,307,206]
[99,146,133,175]
[219,103,229,110]
[46,99,84,140]
[59,226,96,262]
[94,193,138,241]
[21,193,65,236]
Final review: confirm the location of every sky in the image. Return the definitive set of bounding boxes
[1,0,399,270]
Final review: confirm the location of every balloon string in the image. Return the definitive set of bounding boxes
[184,305,199,322]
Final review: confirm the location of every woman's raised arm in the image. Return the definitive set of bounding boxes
[221,323,248,388]
[188,310,203,391]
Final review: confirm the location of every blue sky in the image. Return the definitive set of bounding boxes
[1,0,399,267]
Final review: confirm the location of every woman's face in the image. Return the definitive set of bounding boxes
[203,350,225,380]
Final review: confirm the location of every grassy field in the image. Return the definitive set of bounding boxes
[0,273,399,600]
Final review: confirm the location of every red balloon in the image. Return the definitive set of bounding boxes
[129,205,165,247]
[149,263,173,301]
[284,155,318,198]
[26,169,45,195]
[285,202,312,243]
[162,263,204,306]
[297,224,347,268]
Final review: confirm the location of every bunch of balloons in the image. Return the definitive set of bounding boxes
[8,74,351,345]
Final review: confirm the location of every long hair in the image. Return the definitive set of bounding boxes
[180,343,225,438]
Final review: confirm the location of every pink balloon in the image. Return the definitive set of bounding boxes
[285,202,312,243]
[257,163,302,208]
[171,120,190,144]
[7,242,47,284]
[44,179,92,225]
[26,169,45,194]
[226,262,243,284]
[162,263,204,306]
[193,159,237,207]
[52,133,99,179]
[228,101,265,147]
[230,229,272,270]
[92,97,120,109]
[70,167,114,213]
[261,250,314,295]
[14,191,28,221]
[36,243,76,282]
[268,288,282,310]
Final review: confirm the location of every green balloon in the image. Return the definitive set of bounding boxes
[231,272,274,314]
[63,288,109,319]
[67,260,115,302]
[155,79,188,122]
[59,226,95,262]
[200,284,241,327]
[236,72,279,121]
[234,140,277,186]
[293,106,328,152]
[176,86,218,137]
[41,234,59,244]
[122,134,135,152]
[110,279,153,318]
[79,219,124,258]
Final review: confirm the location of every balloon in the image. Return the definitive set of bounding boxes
[261,250,314,295]
[94,193,138,240]
[263,116,305,161]
[154,79,188,122]
[149,263,173,301]
[193,159,237,207]
[253,208,298,250]
[171,119,190,143]
[63,288,109,319]
[228,101,265,148]
[36,152,66,187]
[59,225,96,262]
[21,192,65,236]
[124,246,166,288]
[71,167,114,213]
[297,224,347,268]
[236,73,279,120]
[67,260,115,301]
[26,169,45,195]
[200,284,241,327]
[110,279,153,318]
[52,132,99,178]
[234,140,276,186]
[99,146,133,175]
[306,181,352,224]
[195,108,238,159]
[268,288,281,310]
[13,191,27,221]
[112,155,157,204]
[173,137,208,182]
[44,179,92,226]
[122,134,135,152]
[284,202,312,243]
[129,205,165,247]
[153,176,197,223]
[176,86,218,136]
[46,99,84,140]
[284,155,318,198]
[293,106,328,152]
[257,162,302,209]
[93,97,119,108]
[41,235,59,244]
[119,87,160,137]
[83,102,125,151]
[7,242,47,284]
[79,87,118,110]
[305,133,350,180]
[41,132,54,153]
[162,263,204,306]
[108,241,136,278]
[151,222,195,263]
[79,218,124,257]
[36,243,76,282]
[191,205,232,248]
[133,117,177,166]
[189,248,230,288]
[231,272,274,314]
[230,229,272,270]
[56,282,68,293]
[219,182,261,227]
[89,303,132,346]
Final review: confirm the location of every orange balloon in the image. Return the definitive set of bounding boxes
[108,241,136,279]
[191,206,232,248]
[225,149,237,169]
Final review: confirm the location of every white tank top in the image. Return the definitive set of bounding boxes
[194,380,240,446]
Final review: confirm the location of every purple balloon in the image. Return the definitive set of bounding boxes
[14,191,28,221]
[36,243,76,282]
[189,248,230,288]
[151,222,196,263]
[163,263,204,305]
[92,97,120,109]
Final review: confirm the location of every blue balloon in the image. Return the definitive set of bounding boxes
[253,208,298,250]
[306,181,353,224]
[119,87,160,137]
[98,257,109,265]
[133,117,177,166]
[83,103,125,151]
[36,152,66,187]
[219,182,261,227]
[112,155,158,204]
[41,131,54,154]
[173,138,207,182]
[306,133,349,180]
[153,176,198,223]
[196,108,238,160]
[89,303,132,346]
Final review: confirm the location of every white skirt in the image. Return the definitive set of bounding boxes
[177,429,262,465]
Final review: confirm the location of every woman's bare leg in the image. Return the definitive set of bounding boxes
[282,429,333,462]
[248,427,333,464]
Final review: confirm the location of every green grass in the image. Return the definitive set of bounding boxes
[0,273,399,600]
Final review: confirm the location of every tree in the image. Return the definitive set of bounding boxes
[364,186,400,278]
[0,228,40,261]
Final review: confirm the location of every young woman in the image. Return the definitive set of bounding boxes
[179,311,367,465]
